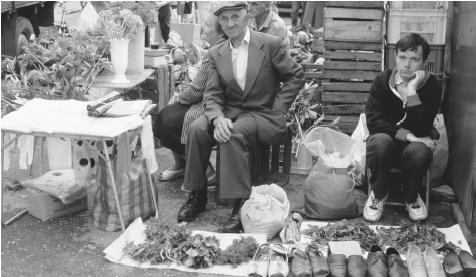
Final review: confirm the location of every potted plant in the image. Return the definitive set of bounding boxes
[96,9,144,83]
[110,2,158,73]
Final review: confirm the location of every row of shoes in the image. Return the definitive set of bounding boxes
[443,249,476,277]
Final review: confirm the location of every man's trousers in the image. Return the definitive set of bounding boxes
[183,114,258,199]
[366,133,433,203]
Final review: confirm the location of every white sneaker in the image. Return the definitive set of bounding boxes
[248,244,270,277]
[268,249,289,277]
[405,195,428,221]
[363,191,386,222]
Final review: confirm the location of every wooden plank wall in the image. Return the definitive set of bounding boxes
[303,1,384,134]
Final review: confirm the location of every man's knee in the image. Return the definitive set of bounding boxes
[188,117,211,140]
[403,142,433,166]
[367,133,395,155]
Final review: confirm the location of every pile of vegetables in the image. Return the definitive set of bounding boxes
[124,219,259,268]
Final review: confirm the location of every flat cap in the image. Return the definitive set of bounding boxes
[213,1,247,16]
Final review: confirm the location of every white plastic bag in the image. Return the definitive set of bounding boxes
[77,2,98,33]
[303,127,356,168]
[241,184,290,239]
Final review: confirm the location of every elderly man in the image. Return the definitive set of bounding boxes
[247,1,290,49]
[364,33,442,222]
[177,2,304,233]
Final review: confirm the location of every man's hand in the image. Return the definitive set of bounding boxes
[407,70,426,95]
[406,133,436,150]
[213,116,233,143]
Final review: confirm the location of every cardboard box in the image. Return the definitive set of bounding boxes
[28,189,88,222]
[171,23,201,44]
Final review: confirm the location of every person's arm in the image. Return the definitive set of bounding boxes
[403,71,442,136]
[270,40,305,114]
[365,74,401,138]
[203,51,232,143]
[176,57,210,105]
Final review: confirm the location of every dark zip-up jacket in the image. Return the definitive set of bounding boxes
[365,69,442,141]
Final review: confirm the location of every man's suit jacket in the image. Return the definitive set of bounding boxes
[204,30,305,145]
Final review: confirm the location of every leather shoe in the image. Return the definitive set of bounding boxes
[291,249,312,277]
[348,255,366,277]
[328,254,347,277]
[220,198,245,233]
[386,247,409,277]
[443,250,466,277]
[177,189,207,222]
[423,247,445,277]
[305,244,329,277]
[367,245,387,277]
[406,243,428,277]
[459,250,476,277]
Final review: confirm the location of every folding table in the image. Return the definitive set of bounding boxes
[1,99,159,231]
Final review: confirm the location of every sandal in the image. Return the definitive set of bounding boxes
[158,168,185,181]
[248,243,271,277]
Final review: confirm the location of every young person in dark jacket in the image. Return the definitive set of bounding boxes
[364,33,442,222]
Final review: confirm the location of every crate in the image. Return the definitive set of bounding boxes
[387,9,447,44]
[385,44,445,77]
[389,1,448,10]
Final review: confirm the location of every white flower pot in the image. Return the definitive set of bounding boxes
[126,31,145,74]
[110,38,130,84]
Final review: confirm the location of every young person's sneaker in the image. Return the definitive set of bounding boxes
[405,195,428,221]
[363,191,386,222]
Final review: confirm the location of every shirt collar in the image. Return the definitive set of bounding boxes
[229,27,250,50]
[395,72,407,85]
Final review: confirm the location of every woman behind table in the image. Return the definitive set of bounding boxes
[155,15,227,182]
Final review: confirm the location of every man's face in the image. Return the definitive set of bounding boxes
[395,45,425,81]
[247,2,268,18]
[201,16,219,45]
[217,9,248,40]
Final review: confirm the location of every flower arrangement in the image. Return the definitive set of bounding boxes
[96,9,144,40]
[109,2,158,27]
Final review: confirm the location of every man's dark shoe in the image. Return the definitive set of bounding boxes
[387,247,409,277]
[219,198,245,233]
[291,249,312,277]
[367,245,387,277]
[348,255,366,277]
[328,254,347,277]
[459,250,476,277]
[305,244,329,277]
[443,250,466,277]
[177,189,207,222]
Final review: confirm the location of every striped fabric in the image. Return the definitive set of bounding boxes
[177,55,210,144]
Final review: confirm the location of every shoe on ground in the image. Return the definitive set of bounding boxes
[268,248,289,277]
[347,255,366,277]
[443,250,466,277]
[291,249,312,277]
[220,198,245,233]
[367,245,387,277]
[328,254,347,277]
[386,247,409,277]
[248,243,270,277]
[405,195,428,221]
[158,167,185,181]
[406,243,428,277]
[423,247,445,277]
[305,244,329,277]
[363,191,386,222]
[177,189,207,222]
[459,250,476,276]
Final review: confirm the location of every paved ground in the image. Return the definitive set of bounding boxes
[1,142,472,277]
